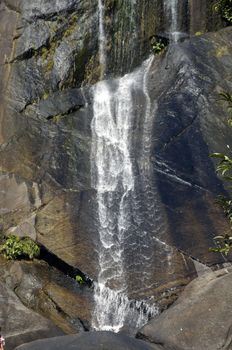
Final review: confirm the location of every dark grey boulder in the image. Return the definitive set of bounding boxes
[0,281,63,350]
[137,267,232,350]
[14,331,159,350]
[21,0,83,22]
[0,259,94,334]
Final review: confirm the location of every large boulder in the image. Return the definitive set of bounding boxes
[0,280,63,350]
[0,258,94,334]
[137,267,232,350]
[14,331,159,350]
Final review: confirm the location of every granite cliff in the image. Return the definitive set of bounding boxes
[0,0,231,347]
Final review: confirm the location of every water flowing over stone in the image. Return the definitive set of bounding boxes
[163,0,188,41]
[92,283,158,333]
[98,0,106,77]
[91,57,162,333]
[112,0,138,74]
[98,0,139,77]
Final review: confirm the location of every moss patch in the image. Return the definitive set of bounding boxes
[215,45,229,57]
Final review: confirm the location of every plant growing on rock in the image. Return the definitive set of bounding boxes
[152,40,166,55]
[75,275,84,285]
[0,235,40,260]
[210,232,232,255]
[210,92,232,255]
[213,0,232,23]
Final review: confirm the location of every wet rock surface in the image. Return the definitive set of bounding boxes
[14,331,160,350]
[137,267,232,350]
[148,27,232,268]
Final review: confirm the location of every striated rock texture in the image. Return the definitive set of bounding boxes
[0,278,63,350]
[137,267,232,350]
[0,258,94,334]
[0,0,231,332]
[147,27,232,270]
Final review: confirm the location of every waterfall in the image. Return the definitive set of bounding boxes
[91,0,159,333]
[114,0,138,74]
[170,0,178,34]
[91,59,159,332]
[164,0,186,41]
[98,0,106,77]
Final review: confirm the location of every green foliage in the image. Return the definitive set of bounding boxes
[213,0,232,23]
[211,153,232,177]
[211,93,232,178]
[210,92,232,256]
[152,40,166,55]
[195,31,204,36]
[63,14,78,38]
[209,232,232,255]
[216,195,232,221]
[0,235,40,260]
[75,275,84,284]
[219,92,232,126]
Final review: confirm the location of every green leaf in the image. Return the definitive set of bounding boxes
[213,235,225,240]
[210,153,227,159]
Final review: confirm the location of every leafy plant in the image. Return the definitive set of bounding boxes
[210,92,232,255]
[213,0,232,23]
[216,195,232,221]
[209,232,232,255]
[219,92,232,126]
[211,153,232,177]
[152,40,166,55]
[0,235,40,260]
[75,275,84,285]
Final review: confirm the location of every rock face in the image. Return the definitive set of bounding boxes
[148,27,232,268]
[0,258,94,334]
[0,0,232,334]
[137,267,232,350]
[14,331,159,350]
[0,279,63,350]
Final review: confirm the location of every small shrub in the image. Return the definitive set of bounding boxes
[75,275,84,284]
[213,0,232,23]
[219,92,232,126]
[152,40,166,55]
[0,235,40,260]
[210,92,232,256]
[209,232,232,255]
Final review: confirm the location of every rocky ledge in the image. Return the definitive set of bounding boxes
[4,266,232,350]
[0,279,63,350]
[137,266,232,350]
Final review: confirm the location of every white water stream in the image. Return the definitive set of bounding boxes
[91,59,159,332]
[91,0,180,333]
[98,0,106,77]
[164,0,182,41]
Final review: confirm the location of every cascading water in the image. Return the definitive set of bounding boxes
[169,0,178,30]
[113,0,138,74]
[164,0,187,41]
[98,0,106,77]
[91,0,168,333]
[91,61,159,333]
